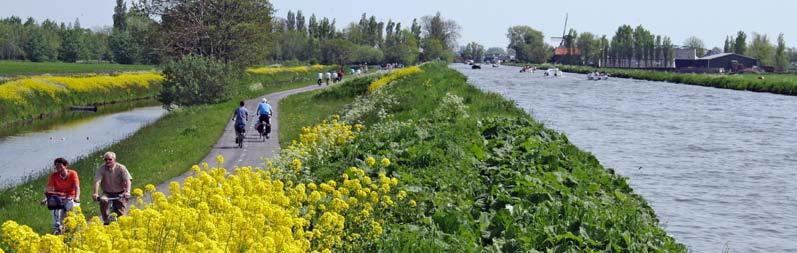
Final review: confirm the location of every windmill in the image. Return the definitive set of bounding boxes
[550,13,569,47]
[550,13,579,63]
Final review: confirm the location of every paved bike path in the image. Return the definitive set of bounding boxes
[155,84,327,194]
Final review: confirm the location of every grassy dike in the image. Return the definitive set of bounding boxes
[523,63,797,95]
[0,69,332,234]
[280,63,686,251]
[0,60,156,76]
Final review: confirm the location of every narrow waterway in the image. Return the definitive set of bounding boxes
[0,105,167,188]
[452,64,797,253]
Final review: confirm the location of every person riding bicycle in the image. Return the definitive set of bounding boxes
[43,157,80,234]
[233,100,249,144]
[256,98,273,139]
[92,151,132,225]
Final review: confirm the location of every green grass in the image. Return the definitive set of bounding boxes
[279,63,686,251]
[0,70,328,234]
[0,60,156,76]
[529,63,797,95]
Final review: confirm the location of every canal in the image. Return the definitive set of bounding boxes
[452,64,797,253]
[0,103,167,188]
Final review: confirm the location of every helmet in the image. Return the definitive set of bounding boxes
[262,98,268,103]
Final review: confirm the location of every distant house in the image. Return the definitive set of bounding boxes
[552,47,581,64]
[674,48,697,60]
[675,53,758,73]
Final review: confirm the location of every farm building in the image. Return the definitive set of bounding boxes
[675,53,758,73]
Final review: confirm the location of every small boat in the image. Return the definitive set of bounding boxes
[546,68,563,77]
[69,105,98,112]
[471,64,482,69]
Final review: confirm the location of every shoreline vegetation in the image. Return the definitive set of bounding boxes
[511,63,797,96]
[0,72,164,126]
[0,60,157,77]
[0,67,334,236]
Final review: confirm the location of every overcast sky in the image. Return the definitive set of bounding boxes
[2,0,795,49]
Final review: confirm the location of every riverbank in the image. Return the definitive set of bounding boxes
[0,72,164,126]
[0,68,333,234]
[279,62,685,251]
[0,60,156,77]
[511,63,797,96]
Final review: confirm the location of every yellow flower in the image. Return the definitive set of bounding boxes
[366,157,376,167]
[132,188,144,197]
[380,158,391,167]
[215,154,224,164]
[409,200,417,207]
[144,184,156,192]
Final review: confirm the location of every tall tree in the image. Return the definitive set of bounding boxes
[138,0,274,66]
[295,11,306,33]
[308,14,317,38]
[286,11,296,31]
[683,36,705,57]
[734,31,747,55]
[747,33,774,66]
[576,32,595,65]
[420,12,460,51]
[485,47,506,56]
[113,0,127,31]
[410,18,421,45]
[775,33,788,71]
[460,41,485,62]
[506,25,546,63]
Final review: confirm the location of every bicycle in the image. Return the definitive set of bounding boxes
[255,115,271,141]
[235,124,246,148]
[95,195,125,225]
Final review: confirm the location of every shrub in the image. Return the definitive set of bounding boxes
[158,55,236,109]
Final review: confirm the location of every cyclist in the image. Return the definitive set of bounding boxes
[256,98,273,139]
[92,152,132,225]
[233,100,249,144]
[43,157,80,234]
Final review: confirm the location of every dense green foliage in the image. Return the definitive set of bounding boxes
[535,63,797,95]
[0,68,326,234]
[158,55,236,108]
[0,60,154,76]
[281,63,685,251]
[270,11,452,65]
[460,42,485,63]
[507,26,548,64]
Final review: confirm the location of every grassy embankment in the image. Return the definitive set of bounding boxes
[526,63,797,95]
[0,65,334,234]
[0,60,155,77]
[280,62,686,251]
[0,72,165,127]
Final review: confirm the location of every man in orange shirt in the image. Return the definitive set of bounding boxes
[43,157,80,235]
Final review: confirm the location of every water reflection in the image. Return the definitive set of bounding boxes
[0,105,167,187]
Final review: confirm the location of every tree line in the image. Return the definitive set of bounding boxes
[270,11,460,66]
[499,23,794,71]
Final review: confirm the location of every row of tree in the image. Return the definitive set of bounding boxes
[270,10,460,65]
[0,16,111,62]
[684,31,791,70]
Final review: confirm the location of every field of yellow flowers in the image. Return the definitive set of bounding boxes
[0,117,411,252]
[0,72,163,125]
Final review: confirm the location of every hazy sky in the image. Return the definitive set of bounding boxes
[2,0,795,49]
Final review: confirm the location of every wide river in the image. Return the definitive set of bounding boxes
[452,64,797,253]
[0,106,167,188]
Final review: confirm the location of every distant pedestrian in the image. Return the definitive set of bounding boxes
[325,72,331,85]
[317,72,323,86]
[332,72,338,83]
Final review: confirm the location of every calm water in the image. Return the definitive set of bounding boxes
[0,106,167,187]
[453,64,797,253]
